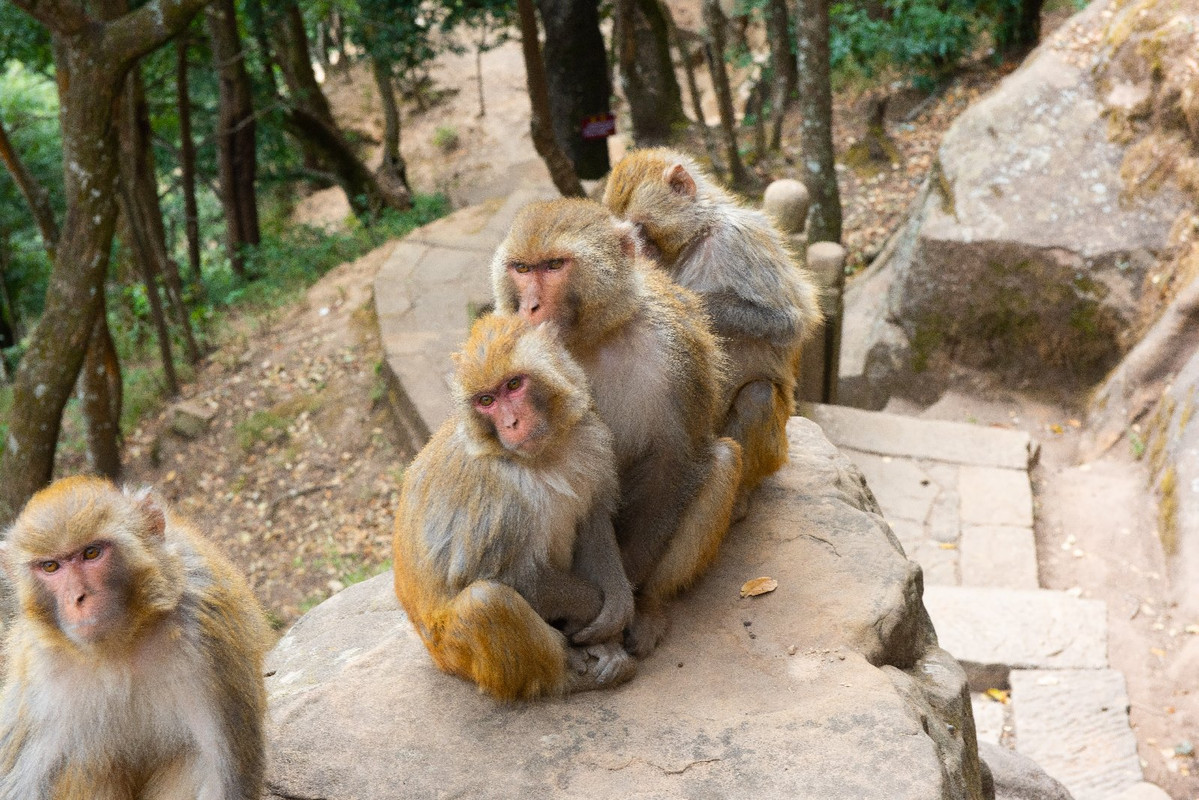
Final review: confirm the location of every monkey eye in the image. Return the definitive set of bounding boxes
[39,560,60,574]
[506,376,523,391]
[82,545,103,560]
[512,263,530,274]
[546,259,565,271]
[477,394,495,407]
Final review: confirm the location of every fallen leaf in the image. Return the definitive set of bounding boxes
[1151,647,1168,658]
[985,689,1010,704]
[740,577,779,598]
[1050,424,1064,435]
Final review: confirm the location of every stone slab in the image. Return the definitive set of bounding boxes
[1010,669,1142,800]
[848,452,942,524]
[806,403,1033,470]
[959,466,1034,528]
[924,587,1108,684]
[960,526,1039,589]
[265,419,988,800]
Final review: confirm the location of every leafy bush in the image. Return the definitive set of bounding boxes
[831,0,981,88]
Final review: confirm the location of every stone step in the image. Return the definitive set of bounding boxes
[923,586,1108,688]
[805,403,1035,470]
[1010,669,1143,800]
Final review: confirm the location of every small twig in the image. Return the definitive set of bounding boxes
[268,483,336,518]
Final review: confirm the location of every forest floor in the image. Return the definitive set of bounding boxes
[50,8,1194,795]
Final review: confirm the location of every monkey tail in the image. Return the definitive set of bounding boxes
[426,581,570,702]
[642,437,743,602]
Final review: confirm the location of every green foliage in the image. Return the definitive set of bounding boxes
[432,125,460,151]
[203,193,448,312]
[831,0,980,88]
[0,61,63,322]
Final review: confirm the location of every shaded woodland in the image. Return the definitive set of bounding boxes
[0,0,1048,524]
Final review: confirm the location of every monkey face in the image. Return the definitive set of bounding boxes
[32,540,128,645]
[472,374,551,457]
[506,258,577,331]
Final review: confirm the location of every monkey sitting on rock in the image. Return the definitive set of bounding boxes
[0,476,271,800]
[604,148,823,510]
[392,314,636,701]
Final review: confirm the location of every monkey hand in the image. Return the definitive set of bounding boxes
[566,642,637,691]
[570,585,634,646]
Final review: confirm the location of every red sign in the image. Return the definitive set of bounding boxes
[581,113,617,140]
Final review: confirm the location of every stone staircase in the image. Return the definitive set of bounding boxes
[807,404,1156,800]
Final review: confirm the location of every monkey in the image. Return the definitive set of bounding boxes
[0,475,270,800]
[392,313,636,701]
[603,148,823,510]
[491,198,743,657]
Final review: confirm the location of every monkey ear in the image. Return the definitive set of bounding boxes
[665,163,697,199]
[131,489,167,541]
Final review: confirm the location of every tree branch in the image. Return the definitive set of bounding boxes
[104,0,214,68]
[9,0,91,34]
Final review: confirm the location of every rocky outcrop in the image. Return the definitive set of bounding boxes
[264,418,991,799]
[841,0,1190,409]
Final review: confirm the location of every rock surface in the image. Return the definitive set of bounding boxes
[840,0,1188,408]
[979,741,1074,800]
[265,419,989,799]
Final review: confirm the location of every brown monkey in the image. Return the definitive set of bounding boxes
[603,148,823,506]
[491,198,743,656]
[0,476,270,800]
[392,314,636,701]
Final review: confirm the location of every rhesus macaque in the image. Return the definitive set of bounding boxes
[492,198,743,656]
[603,148,822,506]
[0,476,270,800]
[392,314,636,701]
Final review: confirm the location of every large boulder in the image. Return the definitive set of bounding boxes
[841,0,1190,409]
[264,418,990,799]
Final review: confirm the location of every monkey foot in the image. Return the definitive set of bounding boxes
[624,605,671,658]
[566,642,637,692]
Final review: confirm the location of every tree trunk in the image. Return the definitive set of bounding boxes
[796,0,841,243]
[663,8,721,169]
[475,28,487,117]
[616,0,687,146]
[517,0,586,197]
[1,0,211,526]
[701,0,750,187]
[117,197,179,397]
[242,0,279,97]
[370,55,413,205]
[271,2,410,219]
[176,31,203,290]
[0,233,19,353]
[0,116,59,261]
[206,0,260,277]
[767,0,797,150]
[998,0,1042,55]
[115,63,201,364]
[534,0,611,180]
[79,303,122,481]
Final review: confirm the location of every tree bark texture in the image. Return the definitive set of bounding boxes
[206,0,260,276]
[616,0,687,146]
[115,63,201,364]
[370,56,413,210]
[701,0,750,187]
[176,31,203,289]
[663,8,721,170]
[272,2,409,219]
[79,302,122,481]
[1,0,212,526]
[0,117,59,261]
[796,0,842,243]
[517,0,586,196]
[117,197,179,397]
[767,0,797,149]
[534,0,611,180]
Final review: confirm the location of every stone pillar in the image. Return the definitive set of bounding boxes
[801,241,846,404]
[763,178,809,263]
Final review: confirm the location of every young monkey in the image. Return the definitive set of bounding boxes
[0,476,271,800]
[392,314,635,701]
[604,148,823,508]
